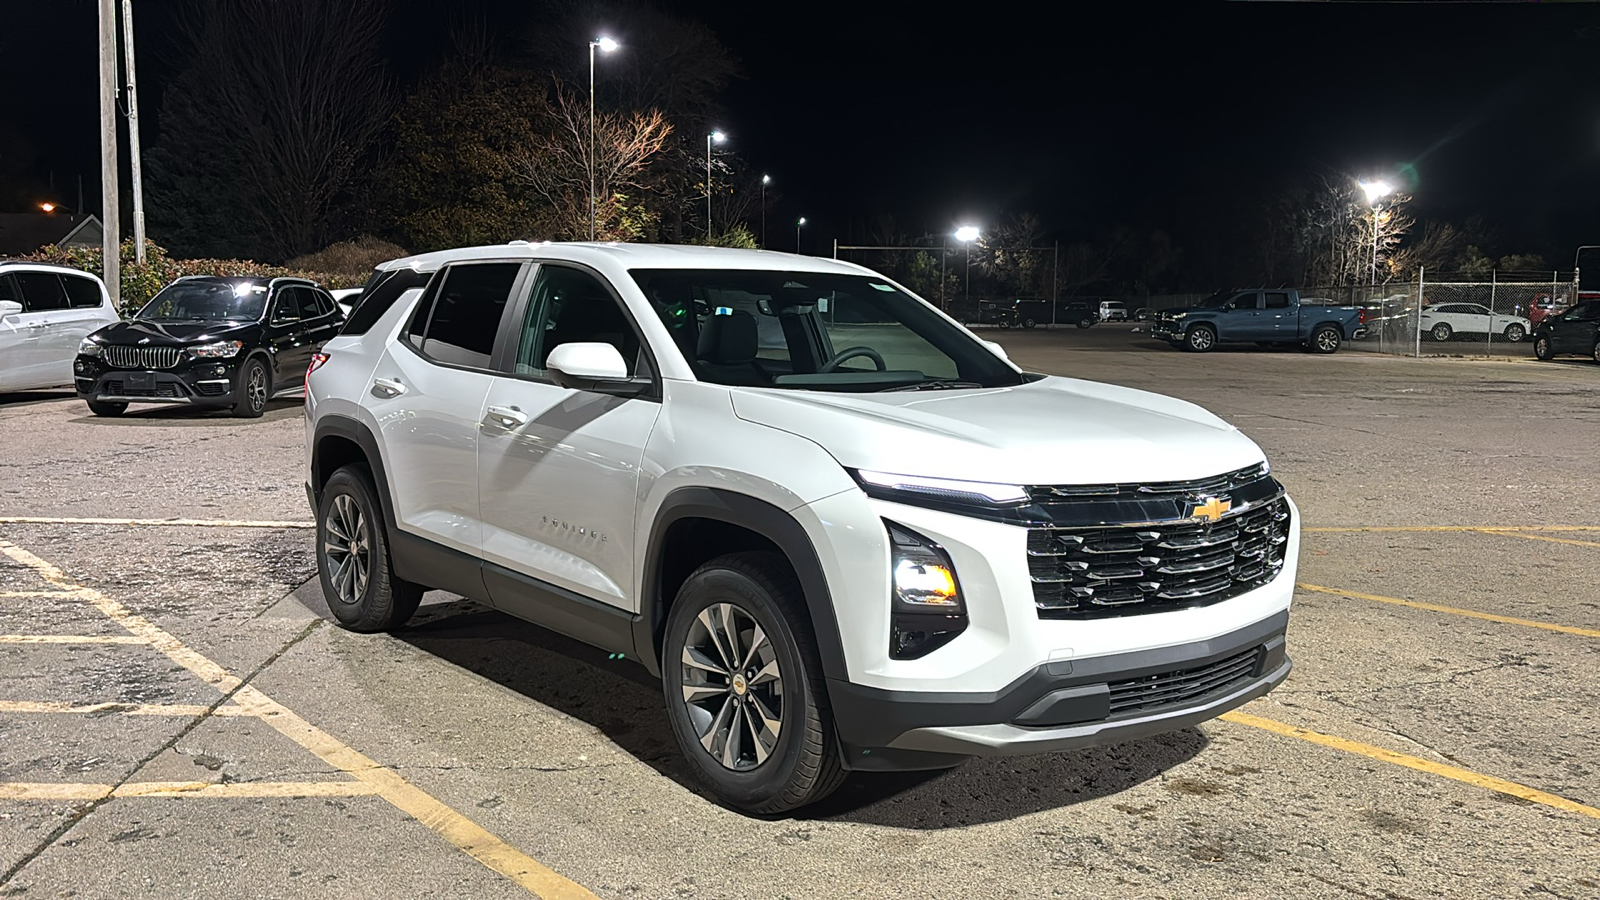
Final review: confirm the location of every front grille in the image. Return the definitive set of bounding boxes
[1107,647,1261,716]
[1029,463,1268,500]
[104,379,182,399]
[1029,496,1291,619]
[103,345,182,369]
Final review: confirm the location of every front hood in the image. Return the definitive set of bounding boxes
[92,319,260,346]
[1160,307,1200,318]
[730,377,1265,486]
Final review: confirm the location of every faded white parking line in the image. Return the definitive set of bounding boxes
[0,516,313,529]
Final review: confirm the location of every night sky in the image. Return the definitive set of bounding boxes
[4,1,1600,269]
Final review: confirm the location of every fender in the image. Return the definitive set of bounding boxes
[635,486,848,684]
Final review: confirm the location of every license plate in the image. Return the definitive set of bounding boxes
[126,371,156,390]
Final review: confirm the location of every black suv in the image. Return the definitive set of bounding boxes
[75,276,344,417]
[1532,299,1600,364]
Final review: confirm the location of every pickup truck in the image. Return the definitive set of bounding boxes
[1152,289,1365,353]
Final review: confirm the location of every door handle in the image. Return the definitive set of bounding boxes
[484,405,528,429]
[370,377,406,399]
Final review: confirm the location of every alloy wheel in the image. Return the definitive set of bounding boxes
[680,602,783,771]
[323,494,370,605]
[247,365,268,412]
[1316,328,1339,352]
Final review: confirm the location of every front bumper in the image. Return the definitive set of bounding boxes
[74,356,239,407]
[1151,321,1181,340]
[829,610,1289,770]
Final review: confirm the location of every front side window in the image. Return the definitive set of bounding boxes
[408,262,520,369]
[136,280,269,322]
[632,269,1023,391]
[1227,292,1261,310]
[514,265,640,378]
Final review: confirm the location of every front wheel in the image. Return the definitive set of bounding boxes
[1184,325,1216,352]
[1503,323,1526,343]
[317,465,423,633]
[232,357,269,418]
[86,400,127,417]
[1533,335,1553,360]
[1430,322,1453,342]
[661,552,845,814]
[1077,317,1094,329]
[1308,325,1342,354]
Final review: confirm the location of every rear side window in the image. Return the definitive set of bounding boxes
[13,272,69,311]
[62,275,104,308]
[1264,292,1290,309]
[342,267,432,335]
[294,288,321,320]
[408,262,521,370]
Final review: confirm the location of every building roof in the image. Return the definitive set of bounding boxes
[0,214,104,256]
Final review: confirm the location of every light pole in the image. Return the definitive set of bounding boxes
[706,130,726,240]
[587,36,618,242]
[760,174,770,248]
[1359,180,1393,288]
[955,225,980,306]
[796,217,806,254]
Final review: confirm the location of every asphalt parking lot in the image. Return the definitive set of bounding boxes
[2,325,1598,899]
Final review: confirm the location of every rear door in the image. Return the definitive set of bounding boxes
[364,261,526,559]
[0,273,35,391]
[7,271,77,389]
[1262,291,1296,339]
[1549,302,1600,354]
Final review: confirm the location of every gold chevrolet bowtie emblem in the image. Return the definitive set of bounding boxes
[1189,496,1232,522]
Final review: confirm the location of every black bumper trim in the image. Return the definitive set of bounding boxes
[829,609,1289,768]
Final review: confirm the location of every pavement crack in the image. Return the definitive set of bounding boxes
[0,618,324,889]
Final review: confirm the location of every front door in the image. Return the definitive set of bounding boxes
[3,271,83,390]
[477,263,662,614]
[1219,291,1268,340]
[1548,302,1600,354]
[266,287,316,390]
[363,261,526,558]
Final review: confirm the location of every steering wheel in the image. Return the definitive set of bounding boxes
[818,346,887,373]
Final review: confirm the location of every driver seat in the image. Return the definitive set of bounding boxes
[695,311,768,386]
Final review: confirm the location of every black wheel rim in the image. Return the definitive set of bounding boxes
[680,602,783,772]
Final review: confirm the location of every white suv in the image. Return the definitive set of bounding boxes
[0,262,119,393]
[304,243,1298,813]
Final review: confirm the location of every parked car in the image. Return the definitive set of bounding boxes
[1099,300,1129,322]
[330,287,363,318]
[0,262,119,394]
[1014,298,1097,329]
[304,243,1298,814]
[75,275,344,417]
[1532,299,1600,363]
[1134,307,1153,321]
[1526,293,1569,329]
[1152,289,1364,353]
[1417,303,1529,343]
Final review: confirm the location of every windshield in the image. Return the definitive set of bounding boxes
[631,269,1023,391]
[1196,290,1233,309]
[135,281,269,322]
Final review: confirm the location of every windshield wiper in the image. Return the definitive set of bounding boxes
[879,380,986,392]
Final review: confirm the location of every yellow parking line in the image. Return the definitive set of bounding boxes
[0,516,312,529]
[1483,531,1600,550]
[0,539,599,900]
[1220,711,1600,820]
[0,700,252,717]
[1297,582,1600,639]
[1304,525,1600,533]
[0,781,380,801]
[0,634,148,645]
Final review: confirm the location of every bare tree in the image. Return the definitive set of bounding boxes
[511,81,672,241]
[1298,173,1413,286]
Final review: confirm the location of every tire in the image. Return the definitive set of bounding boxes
[1503,323,1526,343]
[1183,325,1216,352]
[661,551,846,815]
[997,321,1010,330]
[232,356,270,418]
[1308,324,1341,354]
[86,400,127,417]
[1534,335,1553,360]
[1021,317,1036,330]
[1430,322,1453,342]
[1593,340,1600,366]
[1077,317,1094,329]
[316,465,423,633]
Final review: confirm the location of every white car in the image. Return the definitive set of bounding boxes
[1099,300,1128,322]
[329,287,363,318]
[1419,302,1530,343]
[0,262,119,393]
[304,243,1299,813]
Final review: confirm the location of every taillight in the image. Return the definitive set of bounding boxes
[306,352,330,387]
[1358,309,1368,324]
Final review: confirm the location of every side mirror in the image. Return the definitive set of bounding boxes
[981,339,1009,361]
[0,300,21,319]
[546,342,647,395]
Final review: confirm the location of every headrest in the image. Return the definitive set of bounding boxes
[697,310,758,365]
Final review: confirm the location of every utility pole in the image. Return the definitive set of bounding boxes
[122,0,146,265]
[99,0,120,310]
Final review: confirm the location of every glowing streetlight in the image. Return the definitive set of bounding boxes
[760,174,770,248]
[39,203,56,213]
[706,130,727,239]
[1359,180,1395,286]
[955,225,980,305]
[587,36,619,241]
[796,216,806,254]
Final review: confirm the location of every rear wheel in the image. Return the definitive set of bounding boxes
[1534,335,1554,360]
[1077,317,1094,329]
[1184,325,1216,352]
[317,465,423,633]
[661,551,845,814]
[1431,322,1453,342]
[1592,340,1600,366]
[1021,317,1036,330]
[1308,325,1341,354]
[1503,323,1526,343]
[86,400,127,417]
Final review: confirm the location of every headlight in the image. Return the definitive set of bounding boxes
[77,337,102,357]
[190,340,244,359]
[854,469,1028,507]
[886,522,967,660]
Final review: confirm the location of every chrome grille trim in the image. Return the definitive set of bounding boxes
[1029,463,1269,503]
[102,345,183,369]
